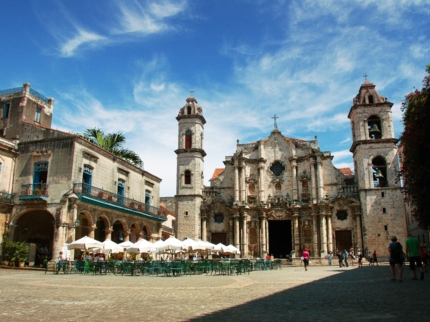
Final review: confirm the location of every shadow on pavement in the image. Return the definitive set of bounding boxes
[190,266,427,321]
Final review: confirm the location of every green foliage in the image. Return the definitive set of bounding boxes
[2,232,29,262]
[400,64,430,229]
[80,128,143,167]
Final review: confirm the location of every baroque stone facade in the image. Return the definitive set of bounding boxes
[174,80,407,259]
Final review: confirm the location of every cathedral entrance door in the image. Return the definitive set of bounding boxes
[268,220,292,258]
[211,233,227,245]
[335,230,352,252]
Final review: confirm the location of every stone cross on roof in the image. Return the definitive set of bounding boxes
[272,114,279,129]
[363,73,368,81]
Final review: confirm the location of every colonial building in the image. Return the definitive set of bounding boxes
[173,80,407,261]
[0,83,169,264]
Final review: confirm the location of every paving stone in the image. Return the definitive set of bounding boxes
[0,265,427,321]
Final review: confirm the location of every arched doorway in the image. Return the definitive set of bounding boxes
[112,221,125,244]
[94,216,106,242]
[14,210,54,265]
[75,212,92,239]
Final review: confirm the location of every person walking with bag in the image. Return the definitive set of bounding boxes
[388,236,404,282]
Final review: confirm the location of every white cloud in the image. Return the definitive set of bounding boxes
[60,28,106,57]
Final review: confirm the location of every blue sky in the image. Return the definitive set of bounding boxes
[1,0,429,196]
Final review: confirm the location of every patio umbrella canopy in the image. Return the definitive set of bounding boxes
[128,239,155,253]
[67,236,103,250]
[156,236,183,252]
[181,238,198,251]
[97,239,123,254]
[118,241,135,250]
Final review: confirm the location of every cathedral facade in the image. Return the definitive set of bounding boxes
[174,80,407,260]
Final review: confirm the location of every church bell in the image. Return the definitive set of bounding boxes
[374,169,384,178]
[368,123,380,135]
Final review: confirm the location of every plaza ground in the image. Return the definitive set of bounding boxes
[0,264,428,321]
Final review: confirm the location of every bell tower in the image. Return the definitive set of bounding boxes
[175,95,206,240]
[348,79,406,255]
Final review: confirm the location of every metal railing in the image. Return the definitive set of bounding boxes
[73,183,165,219]
[0,191,14,204]
[20,183,49,197]
[0,87,22,96]
[29,88,49,103]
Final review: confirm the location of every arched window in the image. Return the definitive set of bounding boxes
[368,95,374,104]
[368,115,382,139]
[185,129,192,149]
[187,105,192,115]
[372,156,387,187]
[184,170,191,184]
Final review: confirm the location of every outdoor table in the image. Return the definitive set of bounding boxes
[55,260,70,274]
[73,260,85,273]
[93,261,107,275]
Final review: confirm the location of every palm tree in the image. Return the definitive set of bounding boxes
[80,128,143,167]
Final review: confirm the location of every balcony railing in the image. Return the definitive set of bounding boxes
[342,184,359,199]
[0,191,14,204]
[20,183,49,199]
[73,183,165,219]
[0,87,22,96]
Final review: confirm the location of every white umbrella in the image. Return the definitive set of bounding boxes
[118,241,135,249]
[156,236,183,251]
[97,239,123,254]
[213,243,227,253]
[128,239,155,253]
[181,238,198,251]
[67,236,103,250]
[60,244,71,260]
[193,239,215,251]
[225,244,241,254]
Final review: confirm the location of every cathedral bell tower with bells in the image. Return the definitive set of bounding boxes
[175,94,206,240]
[348,77,406,254]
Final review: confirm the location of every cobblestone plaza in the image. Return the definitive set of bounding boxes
[0,265,428,321]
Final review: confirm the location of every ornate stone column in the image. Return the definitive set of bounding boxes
[201,215,207,241]
[234,214,240,249]
[327,215,333,253]
[316,158,324,201]
[234,163,239,201]
[293,211,300,256]
[312,212,318,258]
[320,211,327,255]
[241,162,246,202]
[292,159,298,201]
[242,212,248,258]
[259,164,265,202]
[354,209,363,251]
[310,159,317,204]
[105,228,113,240]
[259,213,267,256]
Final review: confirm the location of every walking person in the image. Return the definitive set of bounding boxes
[368,252,373,265]
[302,247,310,271]
[419,243,428,273]
[372,250,379,266]
[327,251,333,267]
[344,249,349,267]
[337,250,344,267]
[349,250,355,266]
[405,234,425,280]
[388,236,404,282]
[358,251,364,268]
